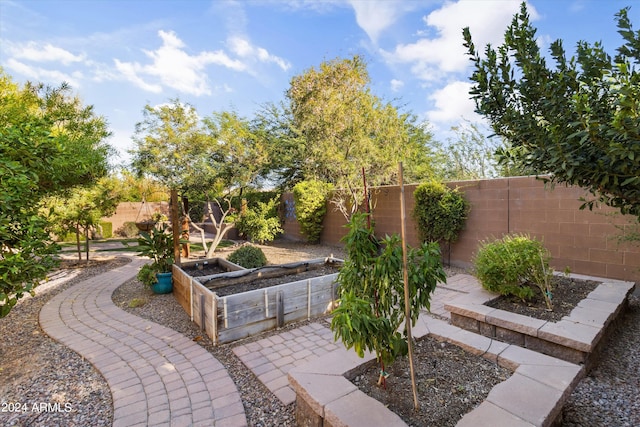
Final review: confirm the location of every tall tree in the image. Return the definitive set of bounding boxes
[464,3,640,218]
[265,55,438,217]
[0,70,113,317]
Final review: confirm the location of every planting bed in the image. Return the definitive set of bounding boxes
[289,313,584,427]
[445,273,636,367]
[173,257,342,344]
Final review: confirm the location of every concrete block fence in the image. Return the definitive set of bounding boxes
[281,176,639,283]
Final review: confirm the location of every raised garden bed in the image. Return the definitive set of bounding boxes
[289,314,584,427]
[444,273,636,368]
[173,257,343,344]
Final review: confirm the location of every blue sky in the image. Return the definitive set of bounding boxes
[1,0,637,168]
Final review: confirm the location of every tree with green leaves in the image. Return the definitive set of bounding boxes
[261,55,438,216]
[130,101,270,255]
[44,177,122,261]
[464,3,640,219]
[331,213,445,386]
[1,70,113,317]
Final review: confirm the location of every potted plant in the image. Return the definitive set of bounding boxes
[136,222,174,294]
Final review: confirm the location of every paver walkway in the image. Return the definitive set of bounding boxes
[39,257,246,427]
[233,273,482,404]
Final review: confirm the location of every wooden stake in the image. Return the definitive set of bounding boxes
[170,189,181,266]
[399,162,419,411]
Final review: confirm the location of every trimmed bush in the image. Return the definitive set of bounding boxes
[413,180,470,244]
[293,180,334,243]
[99,221,113,238]
[473,234,553,310]
[236,197,283,244]
[228,245,268,268]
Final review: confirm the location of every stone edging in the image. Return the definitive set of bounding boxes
[289,313,585,427]
[444,274,636,367]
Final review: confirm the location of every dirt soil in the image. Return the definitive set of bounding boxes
[485,276,600,322]
[351,337,511,427]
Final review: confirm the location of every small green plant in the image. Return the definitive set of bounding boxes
[331,213,446,386]
[227,245,268,268]
[473,234,554,310]
[128,298,146,308]
[117,222,140,238]
[293,180,334,243]
[413,180,470,245]
[136,223,175,286]
[236,197,283,244]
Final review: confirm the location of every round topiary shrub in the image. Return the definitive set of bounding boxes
[473,234,554,309]
[227,245,268,269]
[413,180,470,244]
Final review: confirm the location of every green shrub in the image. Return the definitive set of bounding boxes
[116,222,139,238]
[293,180,333,243]
[228,245,268,268]
[473,234,554,310]
[413,180,470,244]
[99,221,113,238]
[236,197,283,244]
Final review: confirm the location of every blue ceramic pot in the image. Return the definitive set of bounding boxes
[152,272,173,294]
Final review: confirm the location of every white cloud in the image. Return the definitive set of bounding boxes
[5,58,83,87]
[390,79,404,92]
[114,30,244,96]
[347,0,403,43]
[426,80,479,124]
[227,36,291,71]
[8,42,86,65]
[383,0,531,79]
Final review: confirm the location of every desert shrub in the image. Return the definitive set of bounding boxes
[293,180,334,243]
[236,197,283,244]
[228,245,268,268]
[413,180,470,244]
[116,221,139,238]
[473,234,553,309]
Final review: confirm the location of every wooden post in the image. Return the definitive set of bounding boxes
[399,162,420,411]
[171,189,181,266]
[276,290,284,328]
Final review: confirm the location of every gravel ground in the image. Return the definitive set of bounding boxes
[1,240,638,426]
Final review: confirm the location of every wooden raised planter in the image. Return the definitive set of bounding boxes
[444,273,636,369]
[173,257,342,345]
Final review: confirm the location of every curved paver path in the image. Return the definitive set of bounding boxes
[39,257,246,427]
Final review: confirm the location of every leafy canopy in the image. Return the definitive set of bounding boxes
[0,70,112,317]
[464,3,640,219]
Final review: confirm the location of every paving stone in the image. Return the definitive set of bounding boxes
[458,401,535,427]
[324,390,406,427]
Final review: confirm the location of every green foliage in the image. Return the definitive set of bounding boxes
[473,234,553,310]
[117,222,140,238]
[227,245,268,269]
[136,222,175,281]
[0,71,112,317]
[464,3,640,219]
[236,197,283,244]
[98,222,113,239]
[293,180,333,243]
[331,213,446,372]
[413,180,470,244]
[260,55,438,217]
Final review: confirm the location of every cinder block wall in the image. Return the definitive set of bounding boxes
[282,176,639,283]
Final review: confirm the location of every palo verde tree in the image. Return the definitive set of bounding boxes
[464,3,640,220]
[331,213,446,386]
[130,101,269,256]
[1,70,113,317]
